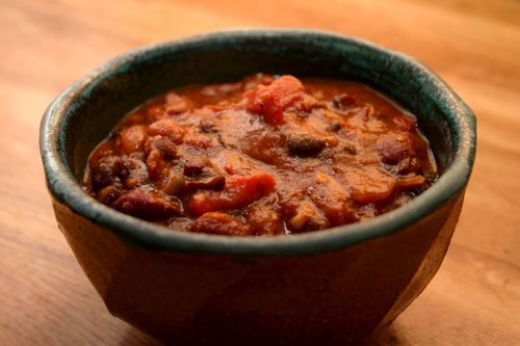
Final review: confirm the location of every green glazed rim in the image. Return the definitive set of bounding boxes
[40,29,476,256]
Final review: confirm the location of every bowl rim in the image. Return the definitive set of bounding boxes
[40,29,476,256]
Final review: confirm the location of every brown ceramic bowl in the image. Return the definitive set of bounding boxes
[40,30,476,345]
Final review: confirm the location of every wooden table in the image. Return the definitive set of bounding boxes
[1,0,519,344]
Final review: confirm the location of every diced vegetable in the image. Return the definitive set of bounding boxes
[288,200,329,231]
[396,174,426,189]
[159,170,185,195]
[143,136,177,180]
[148,119,186,142]
[119,125,147,154]
[247,75,304,125]
[191,212,252,236]
[188,173,276,216]
[146,147,168,180]
[247,204,283,236]
[309,173,354,225]
[240,130,286,164]
[347,167,396,203]
[183,133,215,149]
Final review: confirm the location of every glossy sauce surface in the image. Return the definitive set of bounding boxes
[84,74,437,236]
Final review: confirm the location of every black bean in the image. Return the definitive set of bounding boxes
[287,133,326,156]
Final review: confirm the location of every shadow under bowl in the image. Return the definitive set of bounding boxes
[40,29,476,345]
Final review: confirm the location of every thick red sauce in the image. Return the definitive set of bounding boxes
[84,74,437,236]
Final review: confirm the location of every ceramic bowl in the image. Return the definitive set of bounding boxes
[40,30,476,345]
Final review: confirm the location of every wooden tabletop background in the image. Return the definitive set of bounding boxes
[1,0,519,344]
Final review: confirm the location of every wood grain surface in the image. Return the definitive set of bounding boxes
[1,0,519,344]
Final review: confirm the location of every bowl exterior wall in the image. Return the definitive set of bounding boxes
[51,189,465,344]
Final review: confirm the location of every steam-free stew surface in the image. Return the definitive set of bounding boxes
[84,74,437,236]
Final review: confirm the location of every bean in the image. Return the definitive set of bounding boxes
[90,156,123,190]
[376,133,415,165]
[153,137,178,160]
[114,188,183,220]
[287,133,326,156]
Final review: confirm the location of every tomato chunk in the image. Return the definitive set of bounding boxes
[188,173,276,215]
[247,75,304,125]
